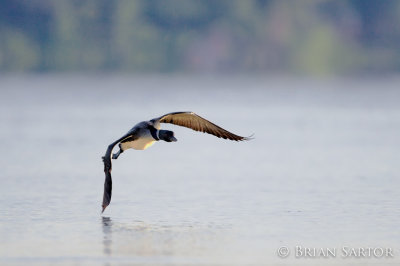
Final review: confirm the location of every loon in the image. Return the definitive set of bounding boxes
[102,111,250,212]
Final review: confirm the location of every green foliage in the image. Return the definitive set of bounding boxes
[0,28,40,70]
[0,0,399,74]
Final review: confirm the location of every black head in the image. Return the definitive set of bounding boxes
[158,130,177,142]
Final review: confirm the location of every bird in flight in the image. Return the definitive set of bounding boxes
[102,111,250,212]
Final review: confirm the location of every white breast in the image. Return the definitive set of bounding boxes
[121,136,155,150]
[120,129,157,151]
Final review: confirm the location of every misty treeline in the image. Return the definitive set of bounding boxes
[1,0,399,74]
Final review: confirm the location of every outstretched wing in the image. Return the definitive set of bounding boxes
[102,133,136,213]
[153,111,249,141]
[102,159,112,213]
[102,141,118,213]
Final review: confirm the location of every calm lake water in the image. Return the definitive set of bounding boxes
[0,75,399,265]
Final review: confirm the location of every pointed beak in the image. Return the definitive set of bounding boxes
[170,136,177,142]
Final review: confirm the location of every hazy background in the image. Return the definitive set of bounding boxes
[1,1,400,266]
[1,0,400,75]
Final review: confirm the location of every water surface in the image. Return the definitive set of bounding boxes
[0,75,399,265]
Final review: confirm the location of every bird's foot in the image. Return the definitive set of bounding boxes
[112,150,123,160]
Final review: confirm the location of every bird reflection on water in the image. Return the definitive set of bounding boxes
[101,217,113,257]
[100,216,232,261]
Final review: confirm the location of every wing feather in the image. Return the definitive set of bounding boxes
[101,132,137,213]
[154,111,249,141]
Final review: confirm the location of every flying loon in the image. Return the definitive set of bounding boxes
[102,111,250,212]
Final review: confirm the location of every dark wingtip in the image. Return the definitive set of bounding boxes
[102,204,108,213]
[243,133,255,141]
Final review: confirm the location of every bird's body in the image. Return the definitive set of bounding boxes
[119,121,159,151]
[101,111,250,212]
[121,136,156,151]
[121,134,155,150]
